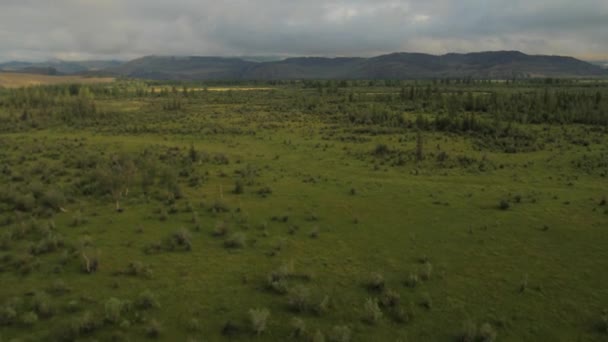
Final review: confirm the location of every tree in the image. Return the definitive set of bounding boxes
[416,130,424,162]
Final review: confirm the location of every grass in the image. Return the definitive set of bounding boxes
[0,80,607,341]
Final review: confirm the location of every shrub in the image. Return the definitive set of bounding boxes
[125,261,153,278]
[420,293,433,310]
[233,180,244,194]
[80,250,99,274]
[20,311,38,326]
[165,228,192,251]
[600,311,608,334]
[210,199,230,213]
[478,323,497,342]
[498,199,510,210]
[405,273,419,288]
[47,279,71,296]
[366,273,385,292]
[135,290,160,310]
[420,261,433,281]
[104,298,124,324]
[213,221,230,237]
[287,286,311,312]
[362,298,382,325]
[249,308,270,335]
[379,289,401,308]
[460,320,478,342]
[309,227,320,239]
[315,295,331,316]
[0,304,18,325]
[32,292,53,318]
[290,317,306,338]
[72,311,101,336]
[221,320,240,336]
[187,318,202,332]
[224,232,247,249]
[312,330,326,342]
[328,325,351,342]
[390,302,414,324]
[145,319,162,338]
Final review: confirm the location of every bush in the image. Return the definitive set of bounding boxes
[72,311,101,336]
[213,221,230,237]
[498,199,510,210]
[20,311,38,326]
[32,292,53,318]
[0,304,18,325]
[366,273,385,292]
[460,320,478,342]
[478,323,497,342]
[80,250,99,274]
[104,298,124,324]
[405,273,419,288]
[233,180,244,194]
[315,295,331,316]
[287,286,311,312]
[290,317,306,338]
[600,311,608,334]
[420,261,433,281]
[248,308,270,335]
[145,319,162,338]
[362,298,382,325]
[165,228,192,251]
[210,199,230,213]
[224,232,247,249]
[124,261,153,278]
[135,290,160,310]
[420,293,433,310]
[379,289,401,308]
[328,325,351,342]
[312,330,326,342]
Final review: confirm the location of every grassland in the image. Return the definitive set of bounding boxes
[0,72,114,89]
[0,80,607,341]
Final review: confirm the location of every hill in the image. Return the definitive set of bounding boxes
[0,60,122,75]
[0,72,115,88]
[101,51,607,80]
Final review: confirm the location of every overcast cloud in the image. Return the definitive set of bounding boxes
[0,0,606,62]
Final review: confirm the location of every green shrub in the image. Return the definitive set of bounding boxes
[165,228,192,251]
[478,323,497,342]
[379,289,401,308]
[366,273,385,292]
[420,292,433,310]
[31,292,53,318]
[314,295,331,316]
[328,325,351,342]
[248,308,270,335]
[498,199,510,210]
[145,319,162,338]
[312,329,326,342]
[600,311,608,334]
[224,232,247,249]
[405,272,419,288]
[20,311,38,326]
[80,250,99,274]
[362,298,382,325]
[233,180,244,194]
[287,286,311,312]
[213,221,230,237]
[290,317,307,338]
[104,298,124,324]
[72,311,101,336]
[460,320,478,342]
[135,290,160,310]
[124,261,153,278]
[420,261,433,281]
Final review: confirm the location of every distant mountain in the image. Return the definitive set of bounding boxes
[4,52,606,80]
[0,60,123,75]
[100,51,607,80]
[588,60,608,69]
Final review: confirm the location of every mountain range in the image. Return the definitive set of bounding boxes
[2,51,606,80]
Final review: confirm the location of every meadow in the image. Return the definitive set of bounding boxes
[0,78,606,341]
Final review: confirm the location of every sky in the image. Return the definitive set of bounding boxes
[0,0,607,62]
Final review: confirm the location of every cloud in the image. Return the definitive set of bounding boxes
[0,0,606,62]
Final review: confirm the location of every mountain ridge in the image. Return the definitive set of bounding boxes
[2,51,606,80]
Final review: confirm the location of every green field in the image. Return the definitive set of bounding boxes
[0,79,607,341]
